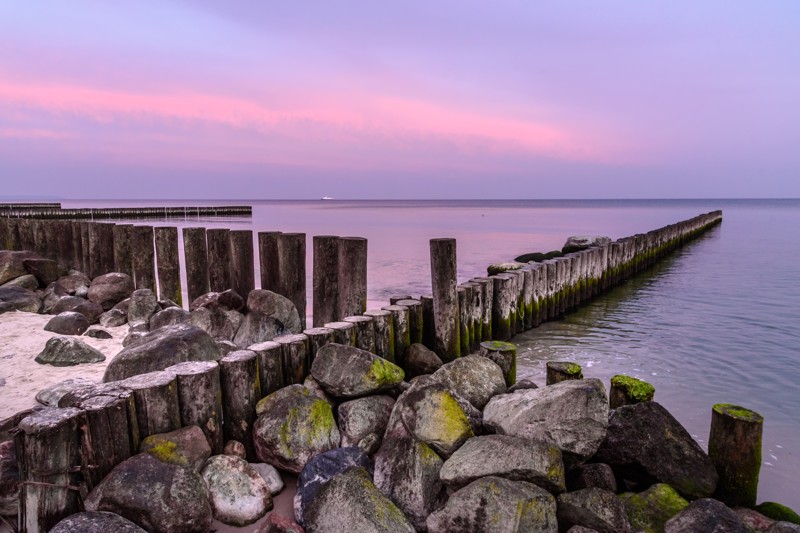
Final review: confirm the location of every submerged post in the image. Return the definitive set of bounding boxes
[709,404,763,508]
[430,238,460,362]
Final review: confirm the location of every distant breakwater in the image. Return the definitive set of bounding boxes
[1,205,252,220]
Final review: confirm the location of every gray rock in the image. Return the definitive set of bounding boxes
[427,476,558,533]
[665,498,750,533]
[36,336,106,366]
[487,261,525,275]
[223,440,247,459]
[431,355,506,410]
[566,527,600,533]
[128,289,160,327]
[733,507,776,532]
[140,426,212,472]
[624,483,689,533]
[247,289,302,334]
[84,453,212,533]
[50,295,87,314]
[112,298,131,313]
[484,379,609,466]
[311,343,405,398]
[158,299,179,309]
[304,375,335,407]
[0,286,41,314]
[233,311,285,347]
[56,270,92,295]
[201,454,272,527]
[122,330,147,347]
[75,285,89,298]
[304,467,415,533]
[1,273,39,291]
[439,434,565,494]
[84,326,113,339]
[149,306,190,330]
[562,236,612,254]
[0,441,19,517]
[188,306,243,341]
[593,401,718,499]
[358,433,381,455]
[23,258,60,286]
[103,324,221,382]
[337,395,395,447]
[508,378,539,392]
[216,339,240,356]
[251,463,284,495]
[44,311,90,335]
[50,511,147,533]
[767,523,800,533]
[190,289,244,312]
[41,281,68,313]
[557,487,631,533]
[568,463,617,492]
[99,308,128,327]
[35,377,96,407]
[88,272,135,310]
[73,300,104,324]
[405,343,443,378]
[0,250,40,285]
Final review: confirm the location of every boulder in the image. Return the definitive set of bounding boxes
[310,343,405,398]
[0,286,40,314]
[253,385,340,473]
[487,261,525,275]
[562,236,612,254]
[294,447,373,524]
[112,298,131,313]
[36,336,106,366]
[767,523,800,533]
[755,503,800,525]
[84,453,212,533]
[190,289,244,312]
[84,326,113,339]
[258,513,305,533]
[1,273,39,291]
[567,463,617,492]
[664,498,750,533]
[251,463,285,495]
[337,395,395,447]
[233,311,285,347]
[50,511,147,533]
[304,467,415,533]
[358,433,381,455]
[41,281,68,313]
[35,377,96,407]
[439,434,565,494]
[88,272,135,310]
[128,289,160,327]
[44,311,90,335]
[427,476,558,533]
[122,330,147,347]
[73,300,104,324]
[99,308,128,327]
[734,507,775,531]
[557,487,631,533]
[405,343,443,378]
[56,270,92,295]
[216,340,240,356]
[431,355,506,410]
[50,295,87,314]
[140,426,212,472]
[0,250,38,284]
[304,376,335,407]
[624,483,689,533]
[224,440,247,459]
[149,306,190,331]
[23,257,60,285]
[593,401,718,499]
[247,289,302,333]
[484,379,609,466]
[201,454,273,526]
[0,440,19,517]
[103,324,220,382]
[188,306,243,341]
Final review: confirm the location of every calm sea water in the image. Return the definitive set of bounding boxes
[65,198,800,508]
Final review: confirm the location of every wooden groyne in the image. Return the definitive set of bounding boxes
[1,205,252,220]
[0,203,61,211]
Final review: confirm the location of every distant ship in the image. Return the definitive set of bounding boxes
[321,196,334,200]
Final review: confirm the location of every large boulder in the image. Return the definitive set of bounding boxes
[557,487,631,533]
[99,308,128,327]
[88,272,135,310]
[35,377,97,407]
[73,300,104,324]
[664,498,750,533]
[0,250,40,285]
[405,343,443,378]
[84,453,212,533]
[56,270,92,295]
[44,311,90,335]
[139,426,212,472]
[253,385,340,473]
[251,463,284,495]
[487,261,525,275]
[0,441,19,517]
[103,324,221,382]
[233,311,285,347]
[23,257,60,286]
[35,336,106,366]
[190,289,244,312]
[311,343,405,398]
[304,467,416,533]
[50,295,87,315]
[41,281,68,313]
[484,378,609,466]
[2,273,39,291]
[439,434,565,494]
[127,289,160,328]
[562,236,612,254]
[427,476,558,533]
[337,395,395,448]
[624,483,689,533]
[188,306,243,341]
[431,355,506,409]
[84,326,113,339]
[247,289,302,334]
[149,306,190,331]
[0,286,40,314]
[593,401,718,499]
[50,511,147,533]
[201,454,273,527]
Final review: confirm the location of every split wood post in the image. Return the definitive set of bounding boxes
[44,221,60,262]
[419,296,436,351]
[709,404,764,508]
[248,341,285,396]
[479,340,517,387]
[491,274,515,342]
[112,224,134,278]
[337,236,367,319]
[257,231,282,292]
[276,233,306,329]
[219,350,262,460]
[230,229,255,300]
[510,270,525,334]
[364,309,395,362]
[132,225,156,292]
[324,321,356,347]
[182,227,209,304]
[79,222,90,274]
[276,333,311,385]
[206,228,232,292]
[121,370,181,440]
[430,238,460,362]
[313,235,340,327]
[609,375,655,409]
[15,407,88,533]
[546,361,583,385]
[396,299,423,346]
[470,277,494,341]
[169,361,224,454]
[77,394,135,489]
[344,315,376,353]
[303,327,335,366]
[155,226,181,305]
[457,286,471,356]
[381,304,410,366]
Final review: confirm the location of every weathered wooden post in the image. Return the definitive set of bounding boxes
[396,299,423,345]
[112,223,134,278]
[338,236,367,319]
[248,341,285,396]
[89,223,114,278]
[55,220,73,269]
[479,340,517,387]
[257,231,281,291]
[430,238,460,361]
[303,327,335,365]
[276,233,306,329]
[230,229,255,300]
[344,315,376,353]
[155,226,181,305]
[78,394,135,489]
[464,282,484,350]
[122,370,181,440]
[420,295,436,350]
[132,225,156,291]
[491,274,514,342]
[169,361,224,454]
[546,361,583,385]
[470,277,494,341]
[313,235,340,327]
[220,350,261,460]
[182,227,209,304]
[609,375,655,409]
[457,286,471,356]
[709,404,763,508]
[382,304,410,365]
[324,321,357,346]
[206,228,232,292]
[364,309,395,361]
[277,333,310,385]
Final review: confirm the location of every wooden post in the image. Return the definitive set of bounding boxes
[491,274,514,342]
[169,361,224,454]
[343,315,376,353]
[396,299,423,345]
[229,229,255,300]
[420,295,436,351]
[79,222,90,274]
[470,277,494,341]
[463,282,484,351]
[382,304,410,366]
[182,227,209,304]
[89,223,114,278]
[257,231,281,291]
[206,228,232,292]
[155,226,181,305]
[522,267,534,330]
[248,341,285,396]
[276,333,310,385]
[390,295,413,305]
[457,286,471,356]
[7,218,22,250]
[479,340,517,387]
[313,235,340,327]
[303,327,335,366]
[121,370,181,440]
[609,375,655,409]
[77,394,134,489]
[276,233,307,329]
[112,224,133,278]
[55,221,73,270]
[430,238,460,362]
[364,309,395,362]
[219,350,262,460]
[709,404,763,508]
[338,237,367,319]
[324,321,356,347]
[132,225,156,291]
[546,361,583,385]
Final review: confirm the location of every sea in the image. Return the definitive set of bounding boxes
[59,198,800,508]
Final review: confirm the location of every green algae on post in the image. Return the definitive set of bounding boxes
[610,374,656,409]
[545,361,583,385]
[709,403,763,508]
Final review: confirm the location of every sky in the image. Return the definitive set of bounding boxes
[0,1,798,199]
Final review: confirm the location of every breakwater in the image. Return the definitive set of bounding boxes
[1,205,252,220]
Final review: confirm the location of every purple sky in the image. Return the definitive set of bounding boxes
[1,1,798,199]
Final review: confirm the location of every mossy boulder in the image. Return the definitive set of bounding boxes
[487,262,525,275]
[310,343,404,398]
[624,483,689,533]
[664,498,750,533]
[756,503,800,525]
[139,426,211,472]
[557,487,631,533]
[431,355,506,410]
[562,235,611,254]
[253,385,340,473]
[36,336,106,366]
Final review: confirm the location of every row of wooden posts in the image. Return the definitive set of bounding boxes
[0,205,252,220]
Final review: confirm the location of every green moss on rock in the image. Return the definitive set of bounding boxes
[612,375,656,402]
[625,483,689,533]
[754,502,800,525]
[713,403,763,424]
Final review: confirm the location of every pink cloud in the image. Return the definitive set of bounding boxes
[0,127,75,140]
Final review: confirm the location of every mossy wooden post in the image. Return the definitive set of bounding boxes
[182,227,209,304]
[206,228,232,292]
[512,270,526,334]
[609,375,655,409]
[430,238,460,362]
[230,229,255,300]
[132,225,156,291]
[45,221,60,261]
[79,222,91,273]
[77,394,134,489]
[313,235,340,327]
[463,282,483,351]
[382,305,410,366]
[249,341,285,396]
[364,309,395,362]
[546,361,583,385]
[257,230,282,291]
[338,236,367,319]
[122,370,181,440]
[709,404,763,508]
[344,315,376,353]
[420,295,436,350]
[15,407,87,533]
[276,232,306,329]
[155,226,181,305]
[491,274,514,342]
[470,277,494,341]
[325,321,357,346]
[457,286,471,356]
[112,223,134,278]
[220,350,261,460]
[303,327,335,365]
[479,340,516,387]
[277,333,310,385]
[521,267,534,330]
[529,264,543,327]
[396,298,423,346]
[169,361,224,454]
